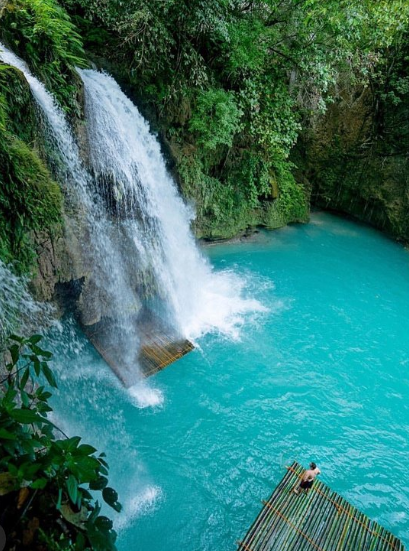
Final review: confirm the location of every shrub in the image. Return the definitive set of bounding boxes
[189,88,242,150]
[0,0,86,113]
[0,334,121,550]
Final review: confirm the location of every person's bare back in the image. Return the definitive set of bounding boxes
[302,466,321,482]
[294,462,321,494]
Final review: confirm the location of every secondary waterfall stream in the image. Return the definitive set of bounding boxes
[0,44,262,384]
[0,260,54,344]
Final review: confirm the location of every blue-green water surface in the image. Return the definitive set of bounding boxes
[50,212,409,549]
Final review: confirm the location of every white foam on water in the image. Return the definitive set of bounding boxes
[127,382,164,409]
[185,270,267,342]
[115,485,163,531]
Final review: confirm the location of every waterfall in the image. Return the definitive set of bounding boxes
[78,69,262,338]
[0,45,146,384]
[0,44,263,383]
[0,261,54,345]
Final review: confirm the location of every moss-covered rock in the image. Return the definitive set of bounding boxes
[0,0,86,116]
[170,135,309,240]
[299,83,409,242]
[0,131,63,272]
[0,63,63,274]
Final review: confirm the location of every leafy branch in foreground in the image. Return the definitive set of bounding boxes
[0,334,121,550]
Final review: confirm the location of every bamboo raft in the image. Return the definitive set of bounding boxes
[83,313,194,385]
[136,322,194,377]
[237,462,404,551]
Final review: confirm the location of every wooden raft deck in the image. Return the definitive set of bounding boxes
[136,325,194,377]
[83,316,194,386]
[237,462,404,551]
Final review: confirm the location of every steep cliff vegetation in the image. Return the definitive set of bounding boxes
[0,0,88,275]
[0,64,62,274]
[56,0,409,239]
[300,28,409,241]
[1,0,85,113]
[1,0,409,259]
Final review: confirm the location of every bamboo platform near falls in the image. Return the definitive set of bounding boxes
[137,330,194,377]
[83,315,194,385]
[237,462,404,551]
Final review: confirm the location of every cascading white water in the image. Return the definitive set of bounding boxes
[0,45,142,321]
[79,69,263,339]
[0,44,146,383]
[0,43,263,382]
[0,261,54,344]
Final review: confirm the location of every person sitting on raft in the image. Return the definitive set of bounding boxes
[294,462,321,494]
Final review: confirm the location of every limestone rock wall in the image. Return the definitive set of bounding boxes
[299,83,409,242]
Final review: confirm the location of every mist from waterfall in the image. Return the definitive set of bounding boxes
[79,69,263,339]
[0,261,54,345]
[0,43,263,382]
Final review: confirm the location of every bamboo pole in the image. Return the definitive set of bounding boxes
[307,485,337,551]
[315,493,344,551]
[239,464,296,549]
[237,463,405,551]
[288,484,332,551]
[258,464,306,549]
[324,494,348,551]
[280,483,325,549]
[253,463,300,549]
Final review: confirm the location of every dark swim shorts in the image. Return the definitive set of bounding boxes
[300,479,313,490]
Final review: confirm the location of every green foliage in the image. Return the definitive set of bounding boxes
[189,88,242,150]
[238,153,272,208]
[0,63,62,273]
[0,0,86,114]
[0,135,62,230]
[0,64,36,142]
[1,0,407,239]
[0,132,62,273]
[63,0,373,235]
[272,161,308,221]
[0,334,120,550]
[0,87,6,134]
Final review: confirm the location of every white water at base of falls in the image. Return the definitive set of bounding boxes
[79,69,264,340]
[0,43,264,383]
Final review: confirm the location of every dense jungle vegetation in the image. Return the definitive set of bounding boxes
[60,0,409,238]
[1,0,409,275]
[0,1,409,549]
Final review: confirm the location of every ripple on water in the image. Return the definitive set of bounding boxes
[48,214,409,550]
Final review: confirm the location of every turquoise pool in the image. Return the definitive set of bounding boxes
[49,212,409,549]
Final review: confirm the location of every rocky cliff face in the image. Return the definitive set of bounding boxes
[4,49,409,324]
[0,61,102,323]
[299,82,409,242]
